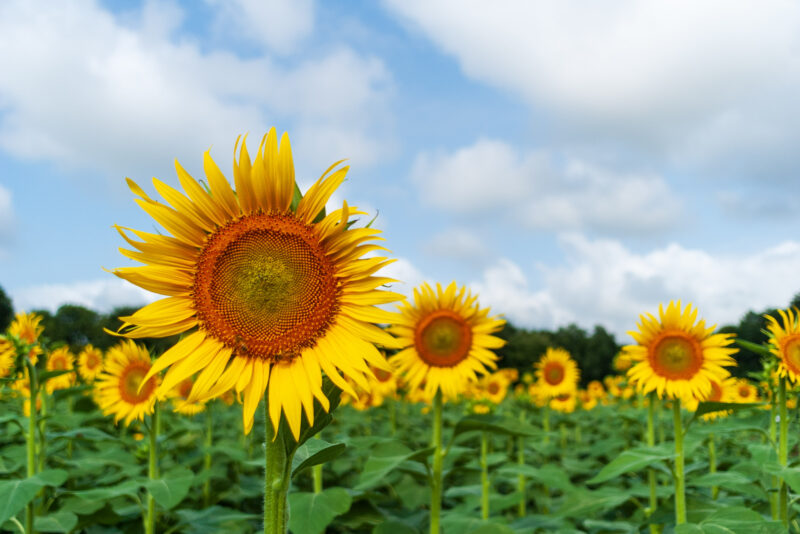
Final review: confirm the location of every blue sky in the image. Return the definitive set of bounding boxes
[2,0,800,339]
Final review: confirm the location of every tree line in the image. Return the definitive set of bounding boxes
[1,284,798,387]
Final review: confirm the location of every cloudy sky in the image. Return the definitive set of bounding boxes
[2,0,800,340]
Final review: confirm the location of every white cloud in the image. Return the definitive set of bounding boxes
[0,184,14,257]
[470,234,800,341]
[382,257,426,300]
[423,227,487,261]
[10,279,159,314]
[411,138,682,234]
[207,0,314,54]
[0,0,392,183]
[386,0,800,173]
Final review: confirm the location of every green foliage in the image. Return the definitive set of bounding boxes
[0,284,12,331]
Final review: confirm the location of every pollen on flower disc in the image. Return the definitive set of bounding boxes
[194,213,339,362]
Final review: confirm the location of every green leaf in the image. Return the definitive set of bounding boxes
[144,467,194,510]
[355,442,434,491]
[734,339,773,358]
[292,439,346,478]
[373,520,419,534]
[0,469,69,526]
[287,488,352,534]
[691,401,764,419]
[33,511,78,533]
[279,378,342,457]
[69,479,143,502]
[49,427,116,442]
[556,488,630,517]
[586,446,673,484]
[452,414,537,439]
[174,505,260,534]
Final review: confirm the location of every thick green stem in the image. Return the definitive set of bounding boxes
[480,432,489,520]
[770,401,779,520]
[517,411,526,518]
[37,393,46,474]
[708,433,717,500]
[312,464,323,494]
[673,400,686,525]
[145,403,159,534]
[264,401,292,534]
[25,363,38,534]
[203,403,213,507]
[430,390,443,534]
[646,392,659,534]
[779,378,789,528]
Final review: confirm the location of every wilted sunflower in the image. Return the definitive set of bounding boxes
[77,344,104,382]
[0,337,14,378]
[625,301,737,401]
[45,347,75,393]
[110,129,401,438]
[389,282,505,400]
[766,308,800,383]
[534,347,579,398]
[95,340,159,426]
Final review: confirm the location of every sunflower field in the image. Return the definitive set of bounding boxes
[1,129,799,534]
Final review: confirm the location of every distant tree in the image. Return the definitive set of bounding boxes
[790,291,800,311]
[583,325,619,385]
[0,284,12,331]
[49,305,102,349]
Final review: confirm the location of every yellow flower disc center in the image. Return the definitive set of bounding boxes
[781,335,800,375]
[194,213,339,362]
[415,310,472,367]
[738,385,751,398]
[543,362,565,385]
[374,368,392,383]
[487,382,500,395]
[649,331,703,380]
[119,362,156,405]
[86,354,100,369]
[52,358,67,370]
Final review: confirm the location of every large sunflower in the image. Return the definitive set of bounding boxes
[625,301,737,401]
[94,340,160,426]
[110,129,401,438]
[534,347,579,398]
[389,281,505,400]
[765,307,800,383]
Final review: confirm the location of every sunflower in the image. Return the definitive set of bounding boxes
[0,337,15,378]
[172,377,207,416]
[732,378,758,403]
[625,301,737,401]
[550,391,576,414]
[480,372,509,405]
[587,380,605,399]
[534,348,579,398]
[578,389,597,410]
[370,364,398,400]
[45,347,75,393]
[766,308,800,383]
[684,376,737,418]
[8,313,44,364]
[389,281,505,400]
[110,129,401,438]
[77,344,104,382]
[94,340,160,426]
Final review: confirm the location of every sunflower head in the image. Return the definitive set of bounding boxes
[94,340,160,426]
[45,347,75,393]
[766,308,800,383]
[0,337,15,378]
[587,380,605,399]
[389,281,505,400]
[110,129,402,438]
[77,344,104,382]
[550,391,577,414]
[732,378,758,403]
[8,312,44,346]
[625,301,737,401]
[534,347,579,398]
[172,377,207,416]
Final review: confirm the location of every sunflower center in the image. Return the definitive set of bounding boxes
[119,362,157,405]
[781,335,800,375]
[415,310,472,367]
[178,379,193,400]
[52,358,67,370]
[487,382,500,395]
[86,354,100,369]
[374,368,392,383]
[194,213,339,362]
[707,380,723,402]
[649,331,703,380]
[738,385,751,398]
[543,362,565,385]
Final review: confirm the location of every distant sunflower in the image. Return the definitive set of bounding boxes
[0,337,14,378]
[110,129,401,438]
[766,308,800,383]
[625,301,737,401]
[8,313,43,364]
[389,282,505,399]
[77,344,104,382]
[481,372,509,405]
[172,377,206,416]
[550,391,576,414]
[587,380,605,399]
[732,378,758,403]
[95,340,159,426]
[534,348,579,398]
[45,347,75,393]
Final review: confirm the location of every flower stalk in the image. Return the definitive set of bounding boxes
[264,400,293,534]
[517,411,526,518]
[203,402,213,507]
[480,431,489,520]
[430,390,443,534]
[145,402,160,534]
[779,377,788,528]
[708,432,717,500]
[672,399,686,525]
[24,360,38,534]
[646,392,660,534]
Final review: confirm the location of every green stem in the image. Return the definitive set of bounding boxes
[543,405,550,445]
[312,464,322,494]
[25,363,38,534]
[145,402,159,534]
[779,377,789,528]
[770,401,779,520]
[646,392,659,534]
[430,390,443,534]
[517,411,526,518]
[480,432,489,520]
[708,432,717,500]
[559,422,567,449]
[203,403,213,507]
[673,399,686,525]
[389,398,397,436]
[37,392,46,473]
[264,400,292,534]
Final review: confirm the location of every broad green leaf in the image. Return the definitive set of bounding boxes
[49,427,116,442]
[33,511,78,533]
[586,446,673,484]
[287,488,352,534]
[556,488,630,517]
[0,469,69,526]
[292,439,346,477]
[69,479,143,502]
[452,414,537,439]
[689,471,753,487]
[734,339,773,358]
[355,441,434,491]
[373,520,419,534]
[144,467,194,510]
[174,505,259,534]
